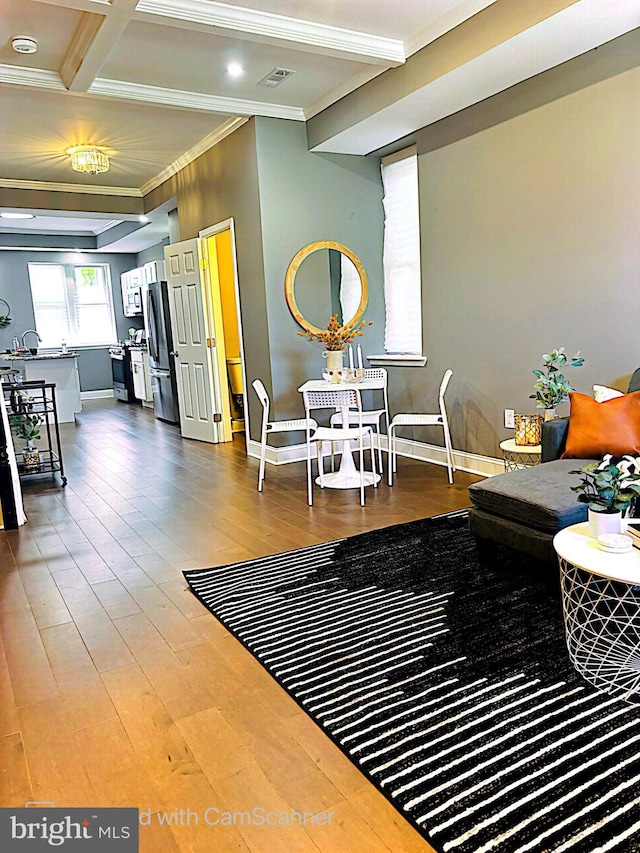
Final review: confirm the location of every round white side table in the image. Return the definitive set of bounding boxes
[499,438,541,471]
[553,522,640,703]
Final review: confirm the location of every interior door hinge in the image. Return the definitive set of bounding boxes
[199,257,208,270]
[213,413,222,423]
[206,338,215,348]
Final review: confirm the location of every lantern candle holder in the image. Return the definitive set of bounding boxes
[514,413,543,447]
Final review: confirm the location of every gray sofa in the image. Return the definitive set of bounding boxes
[468,368,640,563]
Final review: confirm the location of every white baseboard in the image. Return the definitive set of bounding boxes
[81,389,115,400]
[247,435,503,478]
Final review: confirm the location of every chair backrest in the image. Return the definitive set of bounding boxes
[304,388,362,413]
[364,367,387,386]
[252,379,270,418]
[439,369,453,403]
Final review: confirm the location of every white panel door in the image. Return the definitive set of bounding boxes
[164,239,222,443]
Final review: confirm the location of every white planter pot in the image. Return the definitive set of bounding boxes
[588,508,622,539]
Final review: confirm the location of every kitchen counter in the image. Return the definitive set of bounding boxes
[2,353,82,422]
[4,352,78,360]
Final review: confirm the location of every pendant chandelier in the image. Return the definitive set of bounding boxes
[68,146,110,175]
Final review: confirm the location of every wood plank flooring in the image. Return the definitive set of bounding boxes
[0,399,481,853]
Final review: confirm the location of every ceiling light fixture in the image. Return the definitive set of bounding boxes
[138,215,149,224]
[0,212,36,220]
[11,35,38,54]
[68,146,110,175]
[226,62,244,77]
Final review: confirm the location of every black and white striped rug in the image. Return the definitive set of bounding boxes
[184,510,640,853]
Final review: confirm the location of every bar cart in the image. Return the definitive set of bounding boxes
[3,380,67,486]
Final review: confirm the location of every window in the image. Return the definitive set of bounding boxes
[27,263,116,348]
[381,147,422,354]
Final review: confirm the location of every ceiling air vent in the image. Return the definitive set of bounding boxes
[258,67,295,88]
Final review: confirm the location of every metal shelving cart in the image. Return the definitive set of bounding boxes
[3,379,67,486]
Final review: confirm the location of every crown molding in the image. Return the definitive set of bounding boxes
[139,117,248,195]
[89,77,306,120]
[0,64,66,91]
[0,118,248,199]
[135,0,405,65]
[0,178,142,197]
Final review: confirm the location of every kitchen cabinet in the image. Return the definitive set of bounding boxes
[131,349,152,405]
[121,268,143,317]
[142,260,165,284]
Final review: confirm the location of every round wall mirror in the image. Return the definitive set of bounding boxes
[284,241,369,335]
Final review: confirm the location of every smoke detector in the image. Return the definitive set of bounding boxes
[258,67,295,88]
[12,35,38,54]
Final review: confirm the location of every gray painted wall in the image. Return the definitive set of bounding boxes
[412,64,640,458]
[136,239,169,267]
[254,117,385,437]
[147,119,270,440]
[0,251,141,391]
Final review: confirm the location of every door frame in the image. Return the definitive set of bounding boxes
[199,218,250,445]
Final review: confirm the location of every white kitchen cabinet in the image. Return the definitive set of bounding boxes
[121,268,143,317]
[142,260,165,284]
[131,349,152,404]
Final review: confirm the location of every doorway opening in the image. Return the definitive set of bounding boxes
[201,220,247,441]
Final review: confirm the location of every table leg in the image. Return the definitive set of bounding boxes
[315,406,380,489]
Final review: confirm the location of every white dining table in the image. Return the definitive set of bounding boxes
[298,377,384,489]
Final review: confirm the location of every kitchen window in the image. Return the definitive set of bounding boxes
[27,263,116,349]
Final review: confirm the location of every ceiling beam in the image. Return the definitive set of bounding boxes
[60,0,140,92]
[33,0,111,12]
[133,0,405,66]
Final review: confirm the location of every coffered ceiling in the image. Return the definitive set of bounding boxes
[0,0,639,251]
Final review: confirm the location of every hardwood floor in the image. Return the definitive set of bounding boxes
[0,399,481,853]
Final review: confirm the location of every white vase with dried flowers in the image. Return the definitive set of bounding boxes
[298,314,372,381]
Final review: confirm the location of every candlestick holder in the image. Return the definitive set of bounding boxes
[514,413,543,446]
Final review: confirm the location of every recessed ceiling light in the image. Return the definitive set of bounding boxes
[226,62,244,77]
[0,212,35,220]
[138,215,149,224]
[11,35,38,55]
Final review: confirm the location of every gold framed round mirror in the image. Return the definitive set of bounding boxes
[284,240,369,336]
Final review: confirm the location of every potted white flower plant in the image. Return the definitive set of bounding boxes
[530,347,584,419]
[569,461,640,538]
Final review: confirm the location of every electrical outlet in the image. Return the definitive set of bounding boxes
[504,409,515,429]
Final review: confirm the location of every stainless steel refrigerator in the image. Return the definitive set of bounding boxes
[143,280,180,424]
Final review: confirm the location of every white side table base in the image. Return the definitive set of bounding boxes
[499,439,541,471]
[558,556,640,703]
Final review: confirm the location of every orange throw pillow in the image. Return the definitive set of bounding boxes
[562,391,640,458]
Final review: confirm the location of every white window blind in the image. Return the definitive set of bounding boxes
[28,263,116,349]
[339,254,361,326]
[381,148,422,354]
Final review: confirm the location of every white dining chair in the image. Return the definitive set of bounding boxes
[329,367,389,472]
[388,368,455,486]
[252,379,317,492]
[303,388,377,506]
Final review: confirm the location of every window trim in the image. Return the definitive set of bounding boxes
[27,262,117,348]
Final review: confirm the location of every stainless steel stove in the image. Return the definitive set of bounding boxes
[109,344,135,402]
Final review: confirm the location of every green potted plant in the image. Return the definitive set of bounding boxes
[530,347,584,419]
[569,461,640,538]
[9,412,43,471]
